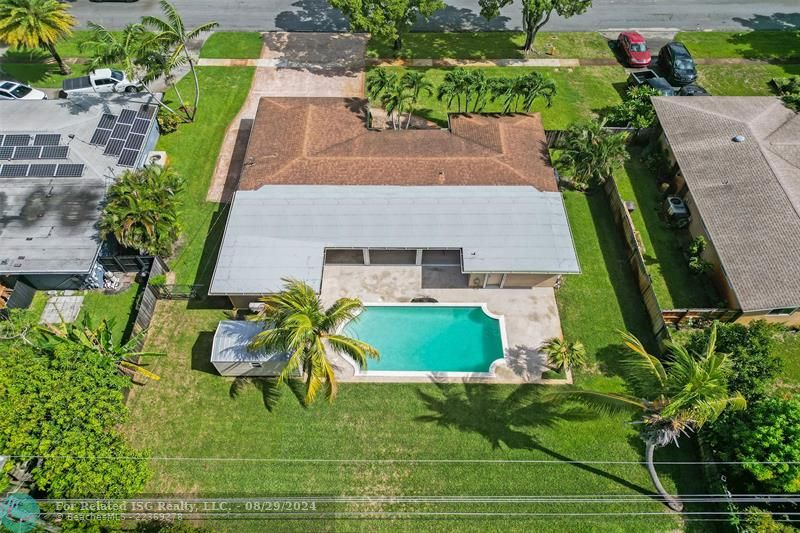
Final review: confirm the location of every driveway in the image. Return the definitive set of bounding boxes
[207,32,367,202]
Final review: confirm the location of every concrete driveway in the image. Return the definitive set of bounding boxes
[207,32,366,202]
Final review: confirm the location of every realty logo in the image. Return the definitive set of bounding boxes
[0,494,40,533]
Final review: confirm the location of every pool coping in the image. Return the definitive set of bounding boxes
[337,302,510,380]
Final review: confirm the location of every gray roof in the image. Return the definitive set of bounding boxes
[211,320,289,363]
[0,94,157,275]
[209,185,579,295]
[653,96,800,311]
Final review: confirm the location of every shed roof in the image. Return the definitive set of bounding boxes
[211,320,289,363]
[209,185,579,295]
[652,96,800,311]
[238,97,558,192]
[0,94,157,275]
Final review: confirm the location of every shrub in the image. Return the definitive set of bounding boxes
[604,86,660,129]
[686,235,713,275]
[740,507,797,533]
[557,119,629,190]
[157,108,181,134]
[686,320,783,400]
[708,396,800,494]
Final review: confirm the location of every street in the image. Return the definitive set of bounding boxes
[64,0,800,31]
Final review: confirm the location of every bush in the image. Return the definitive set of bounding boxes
[686,320,783,399]
[157,109,181,134]
[604,86,660,129]
[686,235,713,275]
[740,507,797,533]
[708,396,800,494]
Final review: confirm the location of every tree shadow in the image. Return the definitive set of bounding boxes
[274,0,349,32]
[415,381,654,496]
[413,6,511,32]
[186,205,231,310]
[726,26,800,62]
[733,12,800,31]
[229,375,308,411]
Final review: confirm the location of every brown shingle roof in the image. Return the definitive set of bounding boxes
[653,96,800,312]
[238,97,557,191]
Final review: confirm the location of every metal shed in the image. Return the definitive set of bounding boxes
[210,320,289,377]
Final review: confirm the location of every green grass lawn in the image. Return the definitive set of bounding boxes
[80,286,141,343]
[676,30,800,61]
[612,150,717,309]
[200,31,263,59]
[697,63,800,96]
[371,66,627,130]
[369,32,614,60]
[156,66,255,285]
[124,299,710,532]
[774,331,800,387]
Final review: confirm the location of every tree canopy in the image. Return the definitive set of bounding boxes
[479,0,592,52]
[0,342,150,498]
[0,0,76,74]
[330,0,444,51]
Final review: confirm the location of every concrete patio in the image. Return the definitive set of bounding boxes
[320,265,567,384]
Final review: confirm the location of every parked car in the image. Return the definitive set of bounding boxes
[658,42,697,86]
[0,81,47,100]
[61,68,142,96]
[617,31,651,67]
[628,70,676,96]
[678,84,711,96]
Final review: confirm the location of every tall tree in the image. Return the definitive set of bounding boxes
[380,81,413,129]
[366,68,398,100]
[99,164,184,257]
[248,279,379,405]
[570,326,746,511]
[437,68,471,112]
[400,70,433,127]
[558,118,629,190]
[142,0,218,121]
[497,71,556,112]
[330,0,444,52]
[0,0,76,74]
[479,0,592,53]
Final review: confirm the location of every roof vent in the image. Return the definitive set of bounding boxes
[733,135,745,143]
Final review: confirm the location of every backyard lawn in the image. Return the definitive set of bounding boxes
[368,32,614,60]
[612,150,718,309]
[200,31,263,59]
[371,66,627,130]
[697,63,800,96]
[675,30,800,61]
[80,285,141,343]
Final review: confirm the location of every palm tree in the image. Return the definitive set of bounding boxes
[400,71,433,128]
[0,0,76,75]
[571,326,745,511]
[39,313,163,381]
[366,68,398,100]
[380,82,412,130]
[558,118,630,190]
[99,164,184,257]
[142,0,218,121]
[80,22,184,119]
[541,337,586,374]
[498,72,557,113]
[248,279,379,405]
[437,68,471,113]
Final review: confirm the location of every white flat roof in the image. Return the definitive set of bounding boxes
[209,185,579,295]
[211,320,289,363]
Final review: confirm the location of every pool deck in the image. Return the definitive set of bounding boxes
[320,265,569,384]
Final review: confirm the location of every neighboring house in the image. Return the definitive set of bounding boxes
[0,94,160,291]
[209,97,580,307]
[652,96,800,325]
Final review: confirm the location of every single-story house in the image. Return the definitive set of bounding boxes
[0,94,160,291]
[208,97,580,307]
[652,96,800,325]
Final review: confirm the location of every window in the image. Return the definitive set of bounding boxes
[249,362,263,368]
[95,78,116,86]
[768,307,797,316]
[0,90,12,99]
[111,70,124,81]
[630,43,646,52]
[9,85,31,98]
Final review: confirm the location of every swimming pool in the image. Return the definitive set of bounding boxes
[341,304,507,375]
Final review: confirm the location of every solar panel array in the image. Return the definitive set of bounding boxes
[0,134,63,147]
[0,162,84,178]
[0,145,69,160]
[89,104,157,167]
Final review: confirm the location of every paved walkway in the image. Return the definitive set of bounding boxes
[40,296,84,324]
[206,32,367,202]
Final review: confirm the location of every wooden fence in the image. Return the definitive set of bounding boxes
[603,177,672,347]
[129,256,168,351]
[662,308,742,328]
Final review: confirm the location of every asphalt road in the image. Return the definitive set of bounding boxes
[65,0,800,32]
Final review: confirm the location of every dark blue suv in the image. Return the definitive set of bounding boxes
[658,42,697,86]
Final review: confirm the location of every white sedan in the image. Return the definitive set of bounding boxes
[0,81,47,100]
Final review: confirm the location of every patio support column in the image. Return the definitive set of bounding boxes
[363,249,370,265]
[415,249,423,265]
[500,273,508,288]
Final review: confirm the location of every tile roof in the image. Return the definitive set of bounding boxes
[653,96,800,311]
[238,97,558,192]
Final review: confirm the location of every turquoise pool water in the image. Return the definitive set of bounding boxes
[342,306,504,373]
